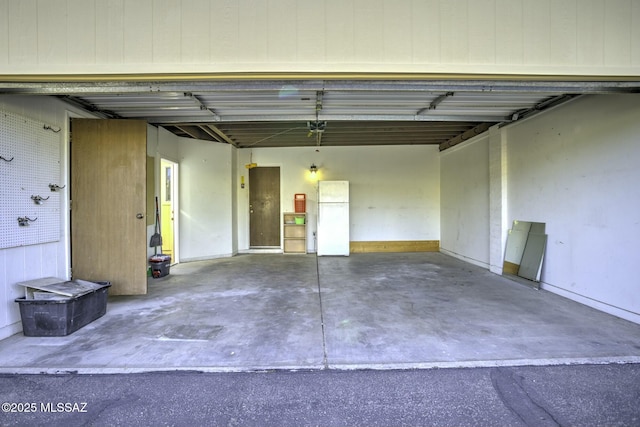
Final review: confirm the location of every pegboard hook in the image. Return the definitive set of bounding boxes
[31,195,50,205]
[0,155,13,162]
[17,216,38,227]
[43,124,61,133]
[49,183,65,192]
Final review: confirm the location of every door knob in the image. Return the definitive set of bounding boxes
[136,213,144,219]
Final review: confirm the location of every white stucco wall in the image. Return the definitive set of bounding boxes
[0,95,97,339]
[231,147,238,255]
[0,96,236,339]
[0,96,180,339]
[236,145,440,252]
[440,135,490,268]
[506,94,640,323]
[440,94,640,323]
[146,125,182,259]
[1,0,638,77]
[177,137,233,261]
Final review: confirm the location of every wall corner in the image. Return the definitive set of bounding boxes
[488,125,507,274]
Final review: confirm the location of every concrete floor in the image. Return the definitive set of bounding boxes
[1,252,639,373]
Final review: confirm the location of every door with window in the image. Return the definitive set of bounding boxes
[160,159,176,260]
[249,167,281,247]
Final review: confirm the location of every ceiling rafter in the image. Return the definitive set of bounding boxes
[206,124,237,147]
[439,123,493,151]
[174,125,217,141]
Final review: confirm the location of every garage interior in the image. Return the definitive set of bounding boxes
[1,253,639,373]
[1,1,640,371]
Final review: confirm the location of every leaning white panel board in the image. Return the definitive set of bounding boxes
[518,233,547,281]
[0,110,61,249]
[503,220,532,265]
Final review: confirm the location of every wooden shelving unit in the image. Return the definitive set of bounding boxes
[283,212,306,254]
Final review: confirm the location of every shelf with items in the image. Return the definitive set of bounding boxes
[283,212,306,254]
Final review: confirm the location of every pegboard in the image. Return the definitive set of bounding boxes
[0,110,62,249]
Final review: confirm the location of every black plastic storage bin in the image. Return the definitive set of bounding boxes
[149,254,171,278]
[15,281,111,337]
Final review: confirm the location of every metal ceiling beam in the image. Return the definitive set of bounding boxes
[2,79,639,95]
[57,95,121,119]
[149,113,507,124]
[323,113,505,122]
[316,91,324,111]
[322,80,640,93]
[239,139,445,148]
[185,92,221,120]
[501,94,580,124]
[298,130,468,137]
[439,95,580,151]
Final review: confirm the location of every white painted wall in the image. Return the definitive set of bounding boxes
[0,95,97,340]
[0,95,197,339]
[146,125,182,260]
[156,126,180,163]
[440,135,490,268]
[231,147,238,255]
[0,0,638,76]
[506,94,640,323]
[236,145,440,252]
[440,94,640,323]
[0,95,238,338]
[177,138,234,261]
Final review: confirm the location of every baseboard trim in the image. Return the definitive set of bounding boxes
[350,240,440,253]
[0,321,23,340]
[179,253,235,262]
[439,248,490,269]
[542,282,640,325]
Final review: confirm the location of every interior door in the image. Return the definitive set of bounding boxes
[249,167,280,247]
[160,159,175,259]
[71,119,147,295]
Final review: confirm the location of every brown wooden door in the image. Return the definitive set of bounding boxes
[71,119,147,295]
[249,167,280,247]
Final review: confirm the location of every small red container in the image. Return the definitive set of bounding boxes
[294,193,306,213]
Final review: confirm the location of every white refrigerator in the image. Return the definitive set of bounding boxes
[317,180,350,256]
